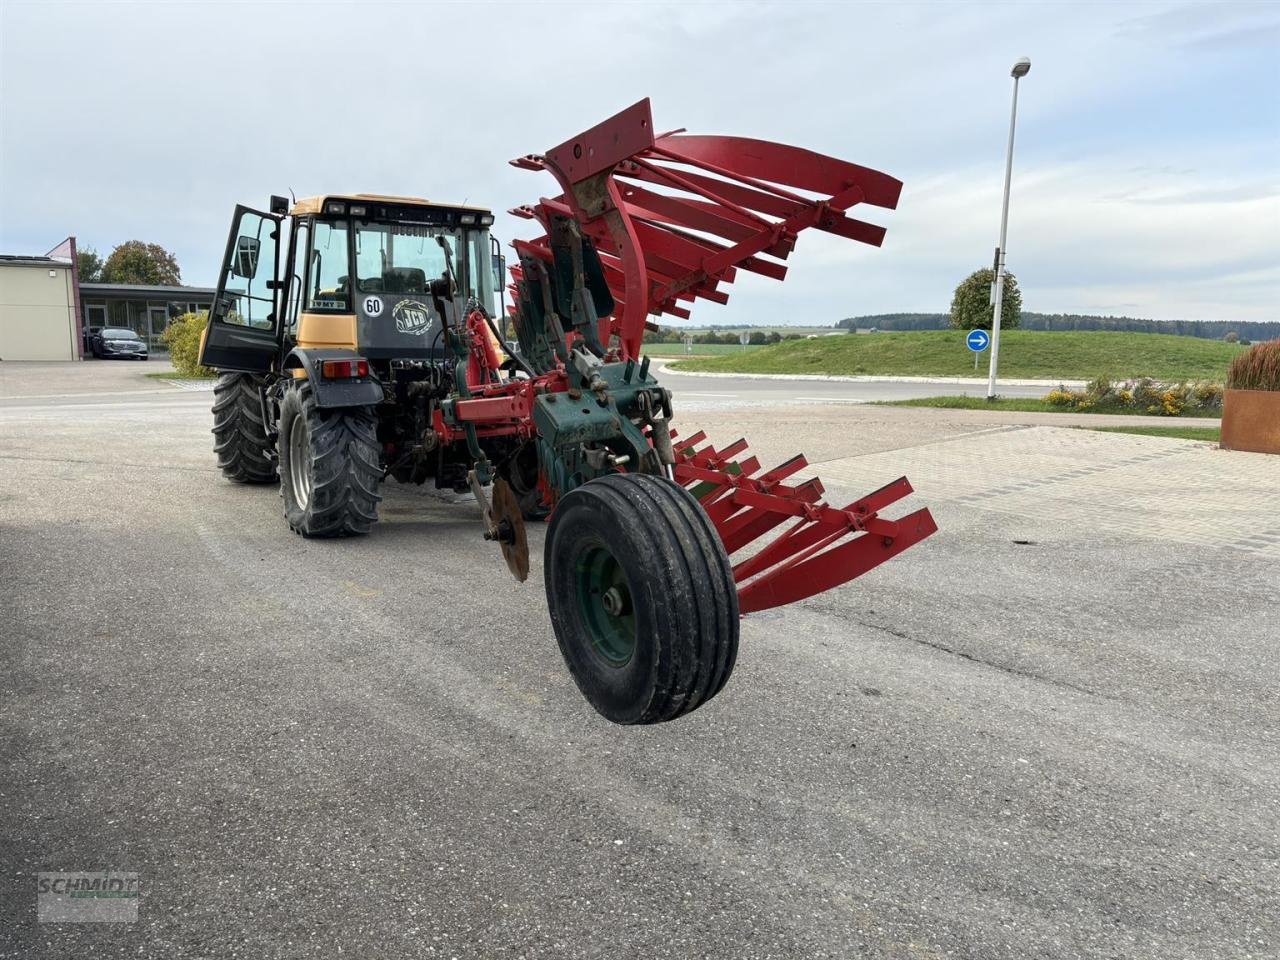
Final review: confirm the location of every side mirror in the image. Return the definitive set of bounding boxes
[233,236,260,278]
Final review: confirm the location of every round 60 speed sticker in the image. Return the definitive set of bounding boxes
[363,295,383,317]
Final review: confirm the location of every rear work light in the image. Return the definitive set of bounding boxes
[320,359,369,379]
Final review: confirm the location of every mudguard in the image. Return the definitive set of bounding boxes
[283,348,384,409]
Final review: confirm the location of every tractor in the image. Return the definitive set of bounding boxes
[198,99,936,725]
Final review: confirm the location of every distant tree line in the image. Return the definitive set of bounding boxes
[644,326,806,345]
[837,312,1279,343]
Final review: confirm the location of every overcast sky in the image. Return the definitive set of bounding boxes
[2,0,1277,325]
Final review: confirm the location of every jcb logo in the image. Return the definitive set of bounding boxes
[393,299,432,336]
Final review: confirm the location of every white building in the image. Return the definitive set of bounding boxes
[0,239,80,361]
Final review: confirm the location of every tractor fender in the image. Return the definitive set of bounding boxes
[282,348,385,409]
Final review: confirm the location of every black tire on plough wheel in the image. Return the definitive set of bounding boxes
[544,473,739,725]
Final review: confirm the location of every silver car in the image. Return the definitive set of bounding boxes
[89,327,148,360]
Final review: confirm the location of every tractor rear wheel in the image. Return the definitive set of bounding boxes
[544,472,739,724]
[211,373,277,484]
[277,382,382,537]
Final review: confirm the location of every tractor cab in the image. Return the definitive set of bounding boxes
[201,194,500,372]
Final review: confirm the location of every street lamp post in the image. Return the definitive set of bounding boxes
[987,56,1031,400]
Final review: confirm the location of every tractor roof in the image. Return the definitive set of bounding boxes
[289,194,491,216]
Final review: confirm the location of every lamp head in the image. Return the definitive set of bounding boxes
[1012,57,1031,78]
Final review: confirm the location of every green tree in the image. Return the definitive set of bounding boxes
[748,330,767,345]
[76,246,104,282]
[101,241,182,286]
[949,268,1022,331]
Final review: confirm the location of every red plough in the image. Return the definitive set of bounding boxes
[509,98,936,616]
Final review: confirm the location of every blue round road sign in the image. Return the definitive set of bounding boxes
[966,329,990,352]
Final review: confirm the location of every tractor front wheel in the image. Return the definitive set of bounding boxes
[211,373,277,484]
[277,382,382,537]
[544,473,739,724]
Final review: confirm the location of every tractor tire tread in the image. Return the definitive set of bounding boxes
[211,373,277,483]
[279,382,382,537]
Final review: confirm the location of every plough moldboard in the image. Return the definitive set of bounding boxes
[491,97,937,628]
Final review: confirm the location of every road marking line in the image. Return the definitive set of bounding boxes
[0,388,177,401]
[0,398,211,414]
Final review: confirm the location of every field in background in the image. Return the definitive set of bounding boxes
[658,326,838,338]
[674,330,1243,381]
[644,343,768,358]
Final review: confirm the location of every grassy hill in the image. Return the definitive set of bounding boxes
[672,330,1243,381]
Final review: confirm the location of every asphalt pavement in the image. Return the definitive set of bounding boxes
[1,361,1275,959]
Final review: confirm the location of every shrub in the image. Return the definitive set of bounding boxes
[1084,376,1114,403]
[1041,377,1222,416]
[1155,386,1187,417]
[1045,387,1076,406]
[1193,381,1223,409]
[161,311,215,378]
[1226,339,1280,392]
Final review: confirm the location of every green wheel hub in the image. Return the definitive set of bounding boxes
[573,542,636,666]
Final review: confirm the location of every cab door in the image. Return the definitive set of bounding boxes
[200,205,283,371]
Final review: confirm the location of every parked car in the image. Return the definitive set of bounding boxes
[88,327,148,360]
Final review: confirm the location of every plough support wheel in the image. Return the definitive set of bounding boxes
[544,473,739,724]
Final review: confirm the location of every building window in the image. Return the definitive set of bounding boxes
[107,301,129,328]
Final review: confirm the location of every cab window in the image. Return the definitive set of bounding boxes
[354,222,456,296]
[222,209,278,329]
[286,220,310,334]
[307,220,350,312]
[464,229,495,315]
